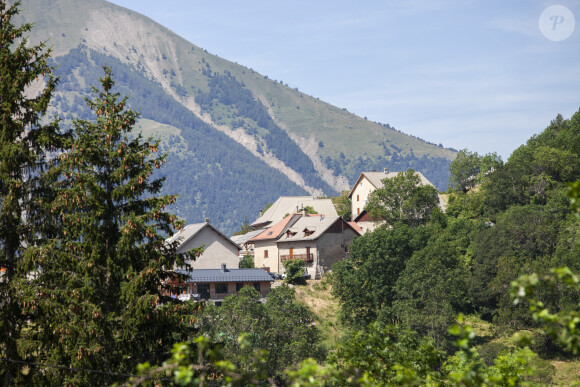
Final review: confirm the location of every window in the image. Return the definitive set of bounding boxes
[236,283,244,292]
[357,194,359,202]
[357,208,360,215]
[215,283,228,294]
[264,250,269,258]
[253,282,261,291]
[197,284,210,299]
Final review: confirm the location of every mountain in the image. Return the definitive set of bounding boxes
[17,0,457,234]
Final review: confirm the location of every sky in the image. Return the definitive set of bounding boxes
[109,0,580,160]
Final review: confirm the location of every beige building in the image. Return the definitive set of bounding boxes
[249,211,361,278]
[167,220,240,269]
[250,213,303,273]
[348,169,438,233]
[277,215,361,279]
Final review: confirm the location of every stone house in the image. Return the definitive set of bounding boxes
[276,215,361,279]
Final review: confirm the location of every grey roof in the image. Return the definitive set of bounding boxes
[166,222,240,253]
[175,268,273,283]
[276,216,360,243]
[229,229,265,246]
[251,196,338,227]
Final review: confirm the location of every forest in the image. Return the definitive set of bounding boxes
[1,1,580,385]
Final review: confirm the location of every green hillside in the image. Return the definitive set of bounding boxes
[50,46,308,234]
[16,0,458,232]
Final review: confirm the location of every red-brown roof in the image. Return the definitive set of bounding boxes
[249,213,320,242]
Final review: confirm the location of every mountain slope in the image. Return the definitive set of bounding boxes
[17,0,457,233]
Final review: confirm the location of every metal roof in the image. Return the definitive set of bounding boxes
[175,268,273,283]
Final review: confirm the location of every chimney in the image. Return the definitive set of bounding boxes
[221,263,227,272]
[302,207,308,216]
[259,209,263,217]
[205,217,210,224]
[384,167,389,174]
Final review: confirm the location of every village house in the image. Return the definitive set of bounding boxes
[277,215,361,278]
[348,168,438,233]
[166,219,240,269]
[250,196,338,230]
[169,264,273,303]
[250,213,304,273]
[250,209,361,277]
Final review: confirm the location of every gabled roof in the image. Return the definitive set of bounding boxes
[230,229,264,246]
[175,268,273,283]
[166,222,240,254]
[348,170,434,198]
[276,216,361,243]
[250,213,302,242]
[348,222,363,233]
[251,196,338,228]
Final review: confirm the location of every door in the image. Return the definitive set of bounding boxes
[289,248,294,259]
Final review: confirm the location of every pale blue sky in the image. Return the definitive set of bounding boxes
[110,0,580,160]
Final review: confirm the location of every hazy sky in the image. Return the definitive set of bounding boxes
[109,0,580,160]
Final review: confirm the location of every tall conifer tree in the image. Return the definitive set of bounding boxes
[21,67,195,385]
[0,1,62,384]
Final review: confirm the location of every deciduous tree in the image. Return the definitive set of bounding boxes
[365,169,440,227]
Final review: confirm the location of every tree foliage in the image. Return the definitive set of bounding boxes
[0,1,64,383]
[331,190,352,221]
[239,254,254,268]
[332,224,431,328]
[198,285,324,381]
[448,149,502,193]
[283,258,306,285]
[365,169,440,227]
[18,68,196,385]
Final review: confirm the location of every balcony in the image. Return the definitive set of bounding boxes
[280,253,313,262]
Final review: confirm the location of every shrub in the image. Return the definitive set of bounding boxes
[283,259,305,285]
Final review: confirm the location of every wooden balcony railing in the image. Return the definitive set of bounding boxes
[280,253,313,262]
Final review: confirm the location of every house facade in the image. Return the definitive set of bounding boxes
[169,265,273,302]
[276,216,360,278]
[166,220,240,269]
[250,213,303,273]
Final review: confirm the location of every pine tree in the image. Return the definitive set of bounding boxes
[0,1,62,384]
[21,67,196,384]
